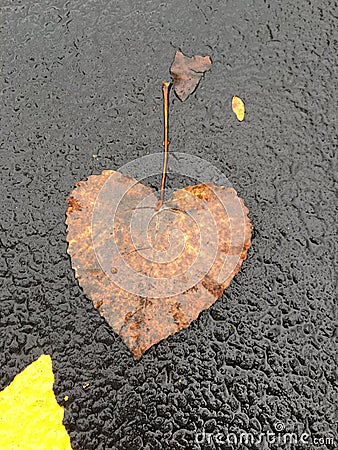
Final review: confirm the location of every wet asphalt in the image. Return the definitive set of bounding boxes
[0,0,337,449]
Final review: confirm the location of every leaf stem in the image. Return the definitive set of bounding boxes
[156,81,172,210]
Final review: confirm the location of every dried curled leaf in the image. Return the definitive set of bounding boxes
[66,171,251,359]
[232,95,245,121]
[170,50,212,101]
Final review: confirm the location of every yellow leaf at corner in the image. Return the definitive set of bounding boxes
[0,354,72,450]
[232,95,245,121]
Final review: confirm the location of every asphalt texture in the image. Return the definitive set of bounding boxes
[0,1,337,449]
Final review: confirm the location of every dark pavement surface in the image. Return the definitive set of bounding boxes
[0,0,337,449]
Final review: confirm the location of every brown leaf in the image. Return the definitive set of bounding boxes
[170,50,212,101]
[66,171,251,359]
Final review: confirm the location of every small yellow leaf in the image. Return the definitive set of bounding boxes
[232,95,245,121]
[0,354,72,450]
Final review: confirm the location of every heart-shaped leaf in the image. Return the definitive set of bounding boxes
[66,171,252,359]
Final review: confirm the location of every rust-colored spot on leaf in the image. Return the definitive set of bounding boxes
[67,196,81,214]
[170,50,212,101]
[66,170,252,359]
[232,95,245,121]
[170,302,189,329]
